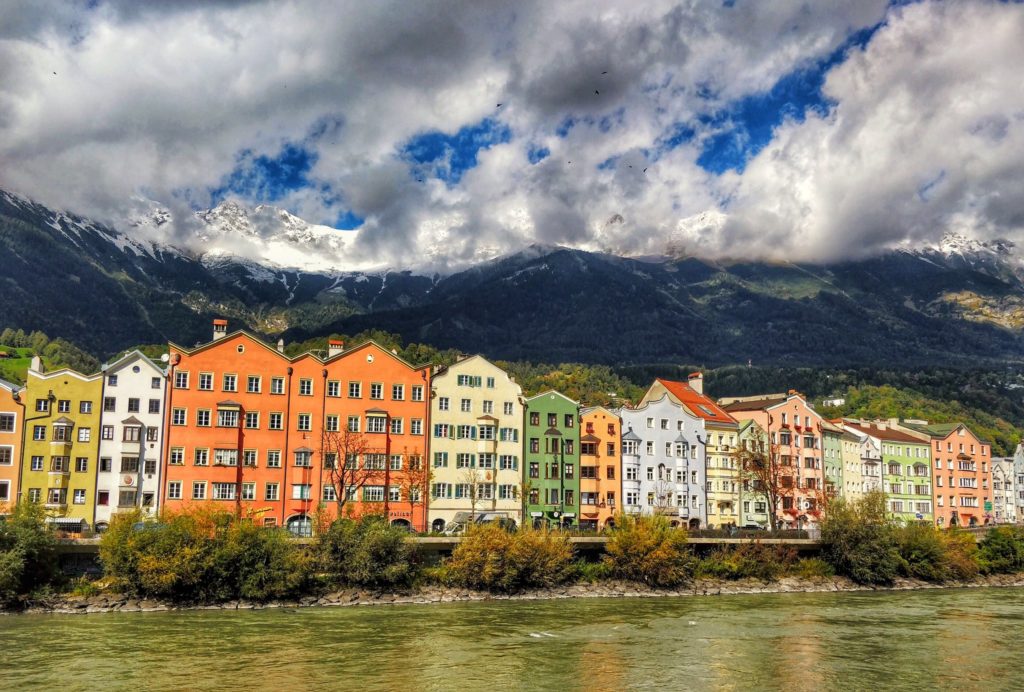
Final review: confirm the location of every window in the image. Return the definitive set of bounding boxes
[169,448,183,466]
[299,378,313,396]
[327,380,340,397]
[324,414,339,432]
[0,413,13,434]
[35,398,50,413]
[120,456,140,472]
[196,410,211,427]
[460,398,472,413]
[499,484,517,500]
[222,374,237,392]
[33,425,46,441]
[75,457,88,473]
[486,377,495,388]
[241,482,255,501]
[242,411,259,429]
[213,483,236,501]
[390,454,403,471]
[245,375,261,393]
[198,372,213,390]
[172,408,186,426]
[267,450,282,468]
[271,377,285,395]
[78,427,91,443]
[296,414,310,431]
[456,425,476,440]
[79,401,92,414]
[347,415,361,432]
[547,413,557,427]
[269,413,283,430]
[478,425,495,441]
[411,385,424,402]
[194,449,209,466]
[192,482,207,500]
[348,382,362,398]
[392,384,405,400]
[438,397,450,411]
[457,453,475,469]
[530,412,540,426]
[55,399,70,414]
[411,419,423,435]
[28,488,41,503]
[367,416,387,434]
[500,427,518,442]
[364,454,386,470]
[118,490,137,507]
[167,481,182,500]
[432,483,452,499]
[243,449,257,467]
[217,409,238,427]
[214,449,238,466]
[103,397,116,412]
[52,424,72,442]
[369,383,383,400]
[127,398,140,413]
[323,485,337,501]
[499,455,518,470]
[363,486,385,502]
[504,402,514,416]
[151,377,161,390]
[174,371,189,389]
[294,450,312,467]
[529,462,539,478]
[0,447,11,466]
[148,398,160,414]
[265,483,279,501]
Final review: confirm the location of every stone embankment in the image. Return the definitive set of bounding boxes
[11,573,1024,615]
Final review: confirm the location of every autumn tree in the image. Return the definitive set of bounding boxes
[733,427,796,532]
[320,428,374,520]
[397,453,432,531]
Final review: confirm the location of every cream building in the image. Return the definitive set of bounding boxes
[427,355,524,531]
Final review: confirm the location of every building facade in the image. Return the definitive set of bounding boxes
[94,351,167,529]
[579,406,620,531]
[991,456,1016,524]
[838,427,866,500]
[822,421,844,499]
[845,420,933,524]
[618,394,706,528]
[524,391,579,528]
[0,378,23,512]
[736,419,770,527]
[720,392,825,529]
[428,355,524,531]
[19,358,103,532]
[899,421,991,527]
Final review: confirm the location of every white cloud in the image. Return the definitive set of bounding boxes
[16,0,1018,272]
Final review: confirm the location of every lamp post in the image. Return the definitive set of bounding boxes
[368,408,393,523]
[546,425,564,528]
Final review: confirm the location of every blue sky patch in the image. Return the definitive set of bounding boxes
[528,145,550,164]
[402,117,512,184]
[212,143,317,205]
[333,209,365,230]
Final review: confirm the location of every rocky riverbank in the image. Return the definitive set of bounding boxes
[8,573,1024,615]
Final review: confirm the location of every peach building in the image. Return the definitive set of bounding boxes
[578,406,620,531]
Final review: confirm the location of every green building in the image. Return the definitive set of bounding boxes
[845,420,933,523]
[822,421,844,500]
[524,390,579,528]
[736,419,770,528]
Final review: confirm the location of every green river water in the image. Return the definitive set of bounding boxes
[3,588,1023,691]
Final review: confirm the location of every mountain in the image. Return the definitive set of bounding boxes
[3,188,1024,367]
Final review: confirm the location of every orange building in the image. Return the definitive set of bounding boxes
[899,421,992,527]
[578,406,620,531]
[0,377,24,513]
[318,341,431,532]
[162,323,431,534]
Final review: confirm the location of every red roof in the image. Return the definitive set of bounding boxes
[656,378,738,425]
[843,421,925,444]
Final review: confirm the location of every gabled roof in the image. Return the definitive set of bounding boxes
[652,379,737,426]
[821,420,844,435]
[0,377,20,393]
[580,433,601,443]
[900,421,992,446]
[52,416,74,425]
[843,421,927,444]
[525,389,579,406]
[103,349,166,376]
[621,428,642,443]
[121,416,143,426]
[581,405,619,418]
[720,396,788,412]
[170,329,288,360]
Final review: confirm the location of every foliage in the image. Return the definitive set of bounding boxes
[316,515,416,588]
[977,526,1024,574]
[602,514,694,587]
[575,559,612,583]
[497,360,644,406]
[100,509,309,602]
[696,544,797,582]
[0,502,60,605]
[820,492,904,585]
[793,557,835,579]
[444,524,575,593]
[67,576,103,598]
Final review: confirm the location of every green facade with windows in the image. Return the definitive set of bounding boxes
[523,390,579,527]
[881,437,933,523]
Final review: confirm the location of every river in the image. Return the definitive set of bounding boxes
[4,588,1023,691]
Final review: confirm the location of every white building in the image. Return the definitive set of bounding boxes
[992,456,1016,524]
[617,394,707,528]
[94,350,167,529]
[427,355,524,531]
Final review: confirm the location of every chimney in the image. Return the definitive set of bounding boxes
[30,355,43,373]
[328,340,344,358]
[212,319,228,341]
[277,339,285,354]
[687,371,703,394]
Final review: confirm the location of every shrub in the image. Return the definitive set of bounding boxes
[0,502,60,605]
[977,526,1024,574]
[575,559,612,583]
[898,523,951,582]
[940,530,980,582]
[820,491,903,585]
[100,509,308,602]
[697,544,797,582]
[444,524,575,592]
[793,557,835,579]
[316,515,416,588]
[603,514,694,587]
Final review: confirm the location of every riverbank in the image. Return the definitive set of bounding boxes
[9,572,1024,615]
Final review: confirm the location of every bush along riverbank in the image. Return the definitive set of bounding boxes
[5,493,1024,614]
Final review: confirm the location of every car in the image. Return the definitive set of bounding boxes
[475,513,517,531]
[741,523,765,531]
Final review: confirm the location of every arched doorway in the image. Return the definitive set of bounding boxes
[603,519,615,531]
[688,518,700,530]
[391,518,412,531]
[95,522,109,534]
[431,518,445,533]
[286,514,313,537]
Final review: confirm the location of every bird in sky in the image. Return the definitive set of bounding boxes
[594,90,600,95]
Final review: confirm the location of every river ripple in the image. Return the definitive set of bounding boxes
[3,588,1023,691]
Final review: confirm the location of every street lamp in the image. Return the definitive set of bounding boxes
[546,425,564,528]
[367,408,393,523]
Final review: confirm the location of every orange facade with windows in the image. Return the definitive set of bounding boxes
[925,426,991,527]
[162,324,431,533]
[579,407,620,531]
[0,379,23,511]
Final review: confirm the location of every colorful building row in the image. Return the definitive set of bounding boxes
[0,320,1008,532]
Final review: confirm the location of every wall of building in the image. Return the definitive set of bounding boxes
[524,391,579,527]
[579,407,620,531]
[0,380,22,511]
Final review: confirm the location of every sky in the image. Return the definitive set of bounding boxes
[1,0,1022,270]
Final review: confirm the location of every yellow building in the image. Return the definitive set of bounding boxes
[20,357,103,532]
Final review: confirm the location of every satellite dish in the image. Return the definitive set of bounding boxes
[160,354,170,362]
